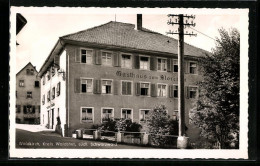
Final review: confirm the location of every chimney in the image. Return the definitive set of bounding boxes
[137,14,142,30]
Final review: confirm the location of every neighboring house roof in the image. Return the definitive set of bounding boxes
[16,62,38,76]
[39,21,211,77]
[61,21,210,57]
[16,13,27,35]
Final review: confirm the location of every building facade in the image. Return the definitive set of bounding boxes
[16,62,41,124]
[38,18,209,141]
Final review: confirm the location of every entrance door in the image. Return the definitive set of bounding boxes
[51,109,54,129]
[47,110,50,128]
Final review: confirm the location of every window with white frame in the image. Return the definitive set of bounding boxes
[173,85,178,98]
[81,79,93,93]
[122,81,132,95]
[81,107,93,123]
[189,87,198,99]
[102,108,114,122]
[140,56,149,70]
[102,52,112,66]
[140,110,149,123]
[140,83,150,96]
[81,49,93,64]
[102,80,112,94]
[121,109,132,120]
[173,60,178,72]
[158,58,167,71]
[121,54,132,68]
[19,80,24,87]
[157,84,167,97]
[189,62,197,74]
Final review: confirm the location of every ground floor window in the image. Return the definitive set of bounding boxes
[139,109,149,123]
[121,109,132,120]
[172,110,179,121]
[81,107,93,123]
[189,87,198,99]
[101,108,114,122]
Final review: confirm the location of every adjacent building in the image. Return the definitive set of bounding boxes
[16,62,41,124]
[38,15,209,141]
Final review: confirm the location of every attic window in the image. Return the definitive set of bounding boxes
[26,69,34,75]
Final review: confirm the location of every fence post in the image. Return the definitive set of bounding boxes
[93,130,101,140]
[116,132,124,143]
[141,133,149,145]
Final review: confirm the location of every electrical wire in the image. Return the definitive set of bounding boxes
[190,27,216,41]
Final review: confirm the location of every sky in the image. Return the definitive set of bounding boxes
[15,11,241,73]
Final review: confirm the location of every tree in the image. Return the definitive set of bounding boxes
[191,28,240,149]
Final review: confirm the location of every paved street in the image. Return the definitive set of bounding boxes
[16,125,153,149]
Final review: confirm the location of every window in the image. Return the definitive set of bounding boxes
[140,83,150,96]
[31,69,34,75]
[158,58,167,71]
[189,87,198,99]
[81,79,93,93]
[102,52,112,66]
[47,90,50,102]
[102,108,114,122]
[121,54,132,68]
[173,85,178,98]
[81,49,93,64]
[16,105,21,113]
[121,109,132,120]
[19,80,24,87]
[81,107,93,123]
[140,56,149,70]
[57,82,61,96]
[173,60,178,72]
[102,80,112,94]
[51,66,55,76]
[35,81,39,87]
[43,75,46,85]
[140,110,149,123]
[24,105,35,114]
[52,87,55,100]
[172,110,179,121]
[26,69,30,75]
[27,91,32,98]
[157,84,167,97]
[47,71,50,80]
[189,62,197,74]
[122,81,132,95]
[42,94,45,105]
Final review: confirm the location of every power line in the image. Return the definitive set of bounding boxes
[190,27,216,41]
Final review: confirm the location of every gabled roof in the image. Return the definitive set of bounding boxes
[16,62,38,76]
[61,21,210,57]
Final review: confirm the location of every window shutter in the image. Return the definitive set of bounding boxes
[23,106,27,114]
[185,61,189,74]
[17,105,21,112]
[127,82,132,95]
[134,54,140,69]
[135,82,140,96]
[186,86,190,99]
[169,85,173,98]
[32,106,35,113]
[122,82,126,95]
[74,79,81,93]
[75,48,80,62]
[113,52,119,67]
[113,80,119,95]
[95,50,102,65]
[151,84,157,97]
[167,58,172,72]
[94,79,101,94]
[150,56,157,71]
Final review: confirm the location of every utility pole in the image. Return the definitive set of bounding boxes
[166,14,196,149]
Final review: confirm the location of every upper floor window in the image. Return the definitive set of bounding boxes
[56,82,61,96]
[81,49,93,64]
[101,108,114,122]
[121,109,132,120]
[51,66,55,76]
[157,84,167,97]
[189,62,197,74]
[173,85,178,98]
[81,79,93,93]
[140,110,149,123]
[26,69,34,75]
[35,81,40,88]
[158,58,167,71]
[47,90,50,102]
[189,87,198,99]
[173,60,178,72]
[19,80,24,87]
[47,71,50,81]
[42,75,46,85]
[102,52,112,66]
[52,87,55,100]
[140,83,150,96]
[16,105,21,113]
[102,80,112,94]
[122,81,132,95]
[81,107,93,123]
[140,56,149,70]
[27,91,32,98]
[42,94,45,105]
[172,110,179,121]
[121,54,132,68]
